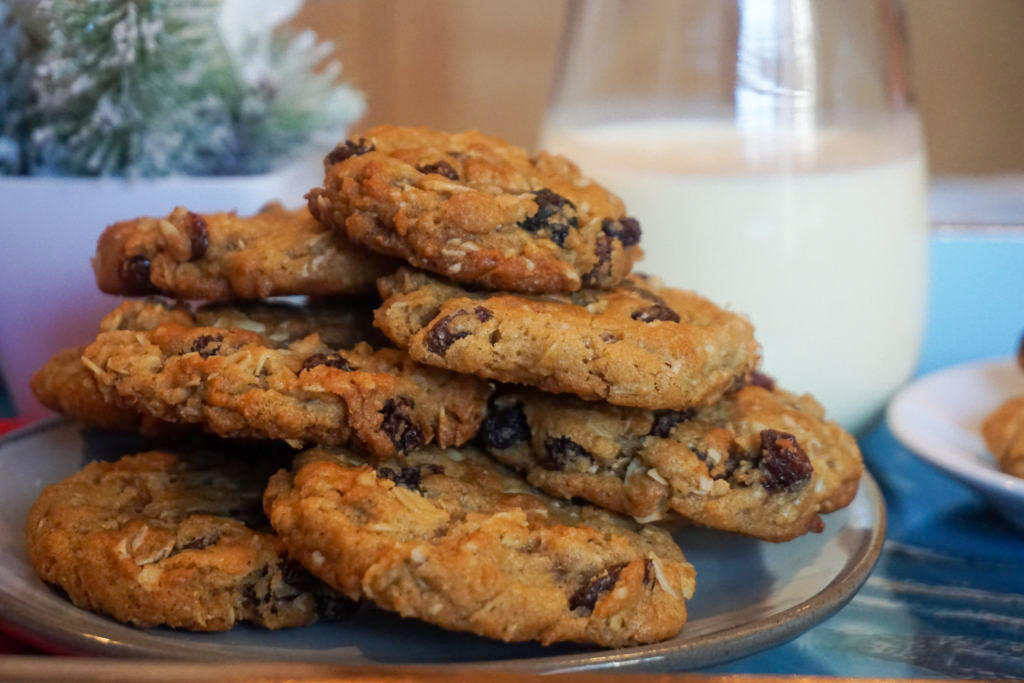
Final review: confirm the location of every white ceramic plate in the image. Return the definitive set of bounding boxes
[0,420,885,673]
[888,357,1024,529]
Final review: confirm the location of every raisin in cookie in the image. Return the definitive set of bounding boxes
[264,445,694,647]
[93,203,398,299]
[982,396,1024,478]
[308,125,642,293]
[480,380,862,542]
[32,298,382,432]
[81,323,491,458]
[375,268,760,411]
[26,450,351,631]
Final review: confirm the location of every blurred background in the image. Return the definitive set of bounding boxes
[3,0,1023,420]
[287,0,1024,431]
[293,0,1024,177]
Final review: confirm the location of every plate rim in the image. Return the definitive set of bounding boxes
[0,418,887,672]
[887,356,1024,499]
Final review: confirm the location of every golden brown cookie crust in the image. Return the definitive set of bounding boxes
[33,298,383,431]
[265,445,695,647]
[32,300,194,433]
[26,450,347,631]
[93,204,398,300]
[374,268,761,411]
[480,383,862,541]
[309,125,642,293]
[81,324,491,458]
[31,347,153,432]
[99,297,384,351]
[982,396,1024,478]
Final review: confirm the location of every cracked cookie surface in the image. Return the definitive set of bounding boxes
[308,125,642,293]
[264,445,694,647]
[93,203,398,300]
[374,268,760,411]
[32,298,383,432]
[32,347,161,433]
[26,450,351,631]
[80,320,491,458]
[480,381,863,541]
[982,396,1024,478]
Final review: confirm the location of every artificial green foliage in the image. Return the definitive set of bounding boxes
[1,0,363,177]
[28,0,232,176]
[217,27,366,174]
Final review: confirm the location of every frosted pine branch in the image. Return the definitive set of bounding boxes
[1,0,363,177]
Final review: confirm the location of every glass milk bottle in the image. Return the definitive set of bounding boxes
[540,0,928,433]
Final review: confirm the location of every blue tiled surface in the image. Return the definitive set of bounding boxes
[918,229,1024,373]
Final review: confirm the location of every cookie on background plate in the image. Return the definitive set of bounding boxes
[264,445,695,648]
[93,203,398,300]
[480,381,863,541]
[374,268,760,411]
[32,298,384,433]
[308,125,643,293]
[981,396,1024,478]
[26,450,352,631]
[81,322,491,459]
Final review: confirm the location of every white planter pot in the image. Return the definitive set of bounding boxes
[0,156,323,419]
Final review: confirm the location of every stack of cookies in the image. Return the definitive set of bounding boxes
[28,125,863,648]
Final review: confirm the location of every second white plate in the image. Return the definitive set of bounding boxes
[887,357,1024,529]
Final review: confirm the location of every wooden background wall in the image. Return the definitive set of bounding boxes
[293,0,1024,176]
